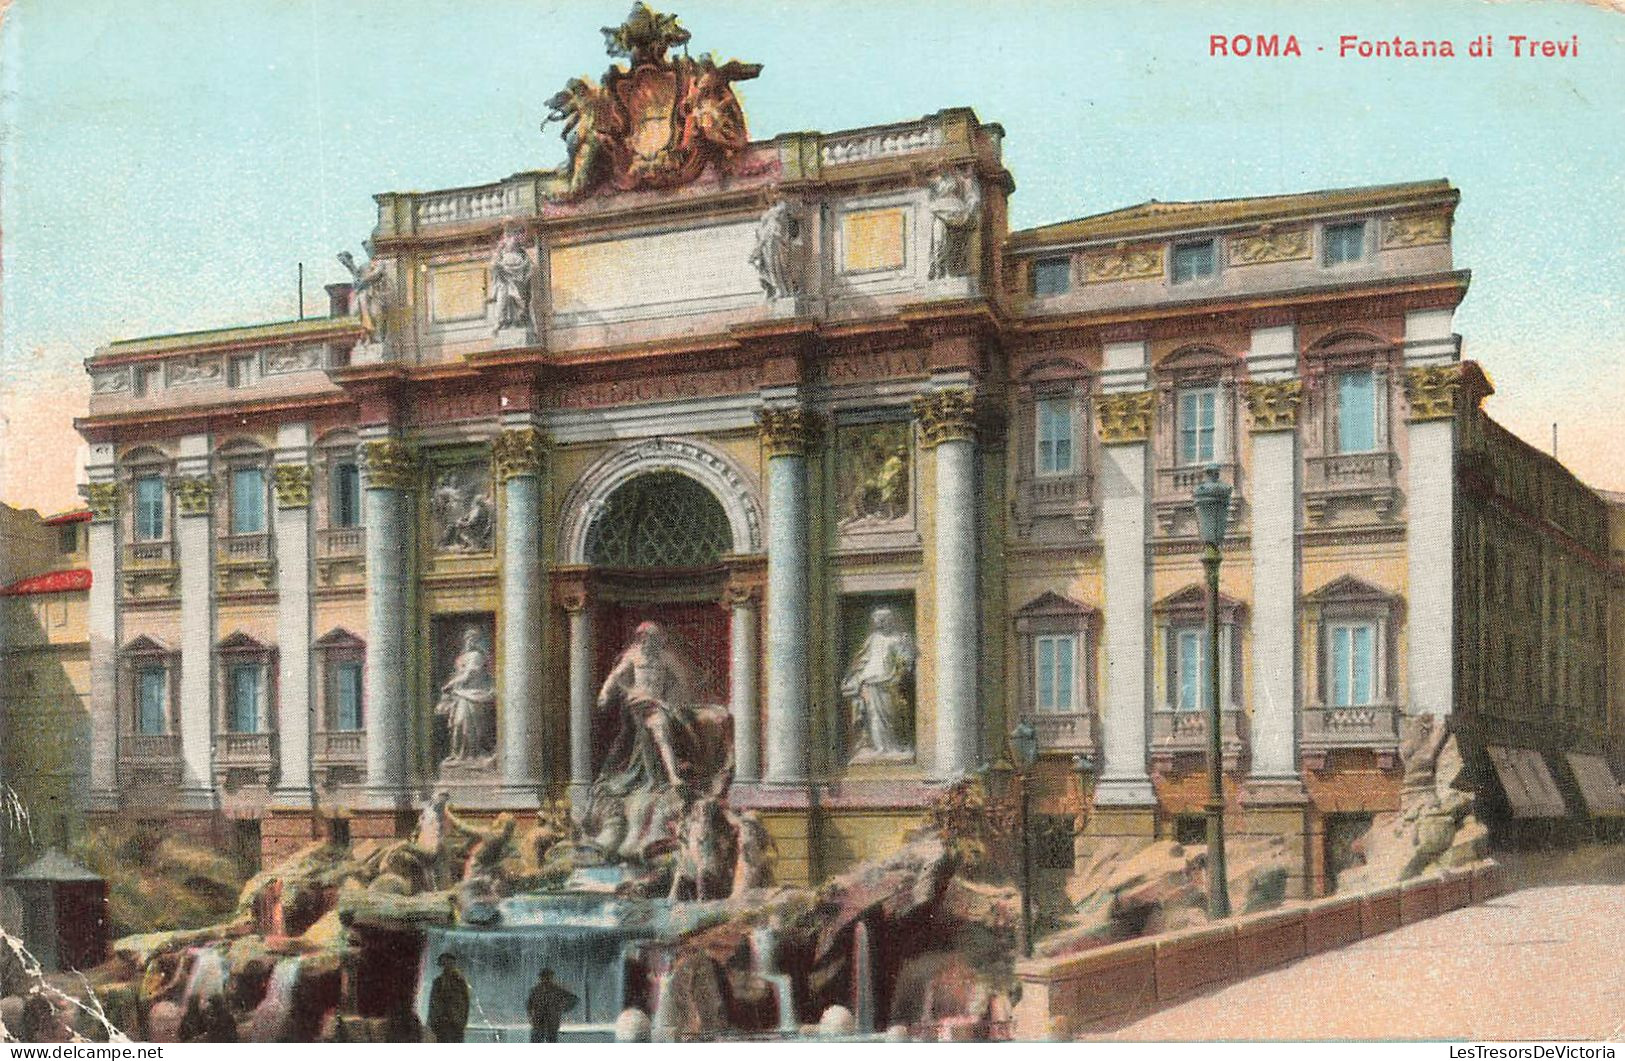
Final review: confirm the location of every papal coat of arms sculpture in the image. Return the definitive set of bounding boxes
[543,3,764,198]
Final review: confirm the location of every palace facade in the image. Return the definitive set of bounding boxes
[72,12,1625,895]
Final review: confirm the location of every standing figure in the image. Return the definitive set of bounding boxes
[437,627,496,763]
[729,808,776,895]
[748,199,798,299]
[926,171,982,279]
[842,607,918,761]
[595,622,697,792]
[488,224,534,333]
[526,968,579,1043]
[336,242,390,344]
[426,953,471,1044]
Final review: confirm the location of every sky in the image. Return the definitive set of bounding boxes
[1,0,1622,513]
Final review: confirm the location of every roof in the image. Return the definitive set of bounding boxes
[43,509,92,526]
[1009,179,1458,250]
[1,569,91,596]
[9,848,102,883]
[94,314,361,362]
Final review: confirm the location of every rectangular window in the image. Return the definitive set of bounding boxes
[332,462,362,528]
[58,525,79,554]
[1031,257,1072,297]
[137,666,167,735]
[1329,623,1377,707]
[133,365,161,398]
[135,476,166,541]
[1323,221,1367,266]
[1034,634,1077,713]
[1035,398,1074,476]
[1178,389,1218,465]
[228,664,262,733]
[1335,371,1378,453]
[333,660,364,731]
[1171,240,1216,284]
[1175,628,1208,711]
[230,467,266,535]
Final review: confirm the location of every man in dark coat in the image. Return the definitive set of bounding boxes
[427,952,472,1043]
[526,968,579,1043]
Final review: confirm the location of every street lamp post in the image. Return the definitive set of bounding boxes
[1193,465,1233,920]
[1011,719,1039,957]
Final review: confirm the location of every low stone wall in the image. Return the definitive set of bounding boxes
[1013,861,1510,1040]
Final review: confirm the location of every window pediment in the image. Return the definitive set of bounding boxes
[1153,583,1245,623]
[1156,344,1235,382]
[314,627,366,650]
[1014,591,1098,633]
[1303,575,1402,618]
[122,634,174,657]
[217,631,273,654]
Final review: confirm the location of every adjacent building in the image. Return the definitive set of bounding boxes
[71,10,1624,889]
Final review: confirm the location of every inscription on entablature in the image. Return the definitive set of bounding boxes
[552,365,763,409]
[812,348,929,386]
[407,388,500,425]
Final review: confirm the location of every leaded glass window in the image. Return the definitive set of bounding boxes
[586,472,733,569]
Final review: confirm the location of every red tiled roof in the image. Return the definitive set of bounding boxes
[43,509,92,526]
[1,569,91,596]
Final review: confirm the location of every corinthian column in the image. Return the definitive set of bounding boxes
[495,424,547,804]
[915,387,981,779]
[360,434,416,803]
[758,406,812,785]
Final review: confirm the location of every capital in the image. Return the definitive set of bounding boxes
[360,438,419,491]
[1092,389,1155,444]
[1404,364,1462,422]
[85,482,120,522]
[757,406,815,458]
[273,463,313,508]
[1245,379,1303,432]
[912,387,977,448]
[493,427,547,482]
[172,475,213,516]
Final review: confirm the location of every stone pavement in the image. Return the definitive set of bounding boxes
[1099,884,1625,1041]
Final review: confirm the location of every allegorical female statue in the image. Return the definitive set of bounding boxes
[926,170,982,279]
[437,627,496,764]
[748,199,797,299]
[336,241,390,344]
[842,607,918,762]
[488,224,534,332]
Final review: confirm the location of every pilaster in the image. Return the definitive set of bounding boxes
[1244,326,1307,804]
[272,425,315,805]
[174,434,217,810]
[1093,338,1156,806]
[1403,309,1460,719]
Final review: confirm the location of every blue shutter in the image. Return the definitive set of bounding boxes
[1337,373,1377,453]
[139,668,166,734]
[1352,625,1375,705]
[136,477,165,540]
[231,468,266,534]
[1331,627,1351,707]
[337,662,363,730]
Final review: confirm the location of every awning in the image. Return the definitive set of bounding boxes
[1565,753,1625,818]
[1486,745,1568,819]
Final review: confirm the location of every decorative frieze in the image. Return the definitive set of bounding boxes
[1245,379,1304,431]
[1093,390,1155,444]
[265,345,323,375]
[1404,364,1463,421]
[91,369,130,394]
[360,439,420,491]
[757,406,815,457]
[492,427,547,481]
[273,463,313,508]
[1082,243,1164,284]
[172,476,213,516]
[1229,227,1311,266]
[912,388,977,448]
[167,355,223,386]
[85,482,120,521]
[1383,212,1451,248]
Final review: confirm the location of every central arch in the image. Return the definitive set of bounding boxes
[556,436,764,565]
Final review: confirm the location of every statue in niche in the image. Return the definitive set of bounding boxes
[431,467,495,552]
[436,627,497,765]
[488,224,534,333]
[842,607,918,762]
[596,622,697,793]
[748,199,798,299]
[839,423,910,528]
[926,170,982,280]
[337,241,390,344]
